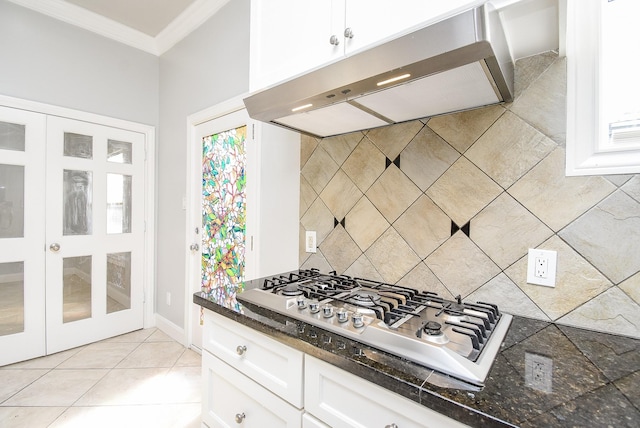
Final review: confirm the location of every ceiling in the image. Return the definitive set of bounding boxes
[63,0,198,37]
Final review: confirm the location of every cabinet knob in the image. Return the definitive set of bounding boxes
[49,242,61,252]
[344,27,354,39]
[385,424,398,428]
[329,34,340,46]
[236,345,247,356]
[235,412,245,423]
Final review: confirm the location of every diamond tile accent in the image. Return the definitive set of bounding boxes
[342,137,386,192]
[366,165,421,223]
[465,111,557,188]
[319,170,362,220]
[393,195,450,259]
[510,57,567,145]
[300,198,334,245]
[399,126,460,191]
[425,232,500,297]
[467,273,550,320]
[345,196,390,252]
[301,145,339,194]
[320,131,363,166]
[559,191,640,284]
[365,228,420,284]
[505,236,612,320]
[397,262,453,298]
[508,148,616,231]
[472,193,553,269]
[426,157,502,226]
[318,227,361,275]
[427,104,504,154]
[366,120,422,160]
[558,287,640,339]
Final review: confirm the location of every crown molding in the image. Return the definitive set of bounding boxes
[7,0,232,56]
[156,0,231,55]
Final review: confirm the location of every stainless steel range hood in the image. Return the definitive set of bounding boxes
[243,3,513,138]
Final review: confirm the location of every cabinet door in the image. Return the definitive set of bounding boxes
[202,351,302,428]
[249,0,345,91]
[202,310,304,407]
[305,356,471,428]
[344,0,485,54]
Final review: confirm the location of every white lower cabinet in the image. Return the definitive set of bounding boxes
[305,356,471,428]
[201,310,470,428]
[202,351,302,427]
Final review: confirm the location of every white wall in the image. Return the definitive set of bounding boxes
[156,0,250,327]
[0,0,159,126]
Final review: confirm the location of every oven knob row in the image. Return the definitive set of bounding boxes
[296,297,365,328]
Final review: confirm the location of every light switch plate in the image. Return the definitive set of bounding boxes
[305,231,317,253]
[526,248,557,287]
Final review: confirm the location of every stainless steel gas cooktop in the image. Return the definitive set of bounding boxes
[237,269,512,386]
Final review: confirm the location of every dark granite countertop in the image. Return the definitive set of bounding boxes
[194,279,640,428]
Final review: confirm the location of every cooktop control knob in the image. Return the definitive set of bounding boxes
[336,308,349,323]
[322,304,334,318]
[352,313,364,328]
[296,296,307,310]
[309,301,320,313]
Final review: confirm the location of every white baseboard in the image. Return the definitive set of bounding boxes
[154,313,187,346]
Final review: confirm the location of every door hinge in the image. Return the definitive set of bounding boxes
[252,123,255,140]
[251,236,254,251]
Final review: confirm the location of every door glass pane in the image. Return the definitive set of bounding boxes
[107,139,133,164]
[0,121,26,151]
[63,256,91,323]
[0,261,24,336]
[107,252,131,314]
[201,125,247,311]
[0,164,24,238]
[64,132,93,159]
[63,170,92,236]
[107,174,132,234]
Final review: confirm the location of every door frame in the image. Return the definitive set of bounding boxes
[0,94,157,331]
[184,93,257,350]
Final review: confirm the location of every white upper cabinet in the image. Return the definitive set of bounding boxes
[249,0,485,91]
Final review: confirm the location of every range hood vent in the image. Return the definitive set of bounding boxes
[243,3,513,138]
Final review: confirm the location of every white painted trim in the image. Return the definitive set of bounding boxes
[155,313,187,346]
[156,0,232,55]
[0,93,157,331]
[565,0,640,176]
[183,93,249,350]
[6,0,231,56]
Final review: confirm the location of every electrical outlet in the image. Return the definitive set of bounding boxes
[166,292,171,306]
[527,248,557,287]
[305,231,317,253]
[525,353,553,393]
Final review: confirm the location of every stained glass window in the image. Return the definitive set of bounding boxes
[201,125,247,312]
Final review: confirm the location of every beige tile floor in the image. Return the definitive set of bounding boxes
[0,328,202,428]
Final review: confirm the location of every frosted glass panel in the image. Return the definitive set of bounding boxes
[107,139,132,164]
[0,164,25,239]
[0,262,24,336]
[64,132,93,159]
[63,256,91,323]
[107,252,131,314]
[63,170,92,236]
[107,174,132,234]
[0,121,25,151]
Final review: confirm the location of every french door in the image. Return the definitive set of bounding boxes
[0,106,146,365]
[187,108,257,350]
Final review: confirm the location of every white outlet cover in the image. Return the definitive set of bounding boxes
[527,248,557,287]
[305,231,317,253]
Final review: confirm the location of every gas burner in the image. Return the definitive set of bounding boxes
[423,321,443,336]
[348,291,381,306]
[279,284,303,296]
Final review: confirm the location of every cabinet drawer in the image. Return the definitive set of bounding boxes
[305,356,470,428]
[203,351,302,428]
[203,310,303,407]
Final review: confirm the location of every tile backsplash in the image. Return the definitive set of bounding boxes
[298,52,640,339]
